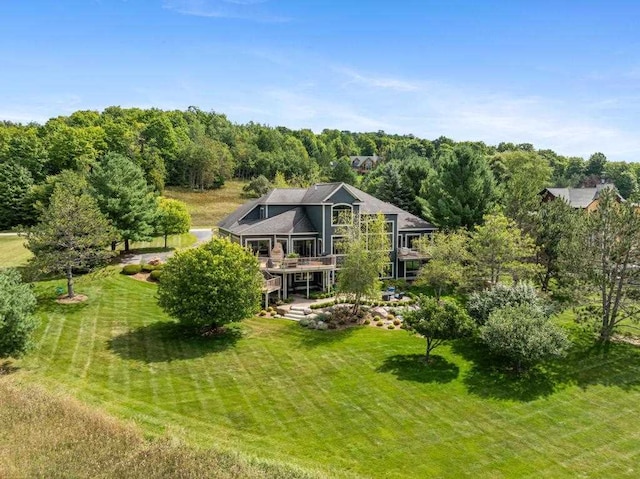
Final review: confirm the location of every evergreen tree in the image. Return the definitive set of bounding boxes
[0,269,38,359]
[0,162,35,230]
[89,153,158,252]
[423,145,496,229]
[26,187,115,297]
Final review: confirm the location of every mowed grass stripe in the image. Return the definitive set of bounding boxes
[19,274,640,478]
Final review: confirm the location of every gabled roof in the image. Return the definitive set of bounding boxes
[218,182,436,235]
[233,207,317,236]
[541,183,622,208]
[350,155,381,167]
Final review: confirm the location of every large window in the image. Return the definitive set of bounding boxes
[292,238,315,257]
[380,262,394,279]
[246,239,271,257]
[363,218,394,251]
[405,260,421,277]
[331,235,348,255]
[332,204,353,226]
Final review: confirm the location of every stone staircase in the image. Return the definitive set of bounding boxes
[284,305,319,322]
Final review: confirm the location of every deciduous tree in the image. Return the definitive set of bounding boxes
[480,304,569,373]
[157,237,262,332]
[155,198,191,248]
[404,296,474,362]
[415,231,469,300]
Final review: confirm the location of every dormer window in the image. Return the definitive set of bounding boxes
[332,204,353,226]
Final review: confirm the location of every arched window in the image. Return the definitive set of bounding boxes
[331,204,353,226]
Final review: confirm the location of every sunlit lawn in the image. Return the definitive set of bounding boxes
[0,235,32,267]
[164,180,249,228]
[17,272,640,478]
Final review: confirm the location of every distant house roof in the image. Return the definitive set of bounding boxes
[350,155,381,168]
[218,182,435,235]
[540,183,623,208]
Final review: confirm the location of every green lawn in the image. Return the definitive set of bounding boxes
[0,235,32,267]
[17,273,640,478]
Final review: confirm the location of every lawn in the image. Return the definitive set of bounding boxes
[0,235,32,267]
[16,273,640,478]
[164,180,249,228]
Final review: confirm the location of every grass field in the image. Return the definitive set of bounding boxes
[13,272,640,478]
[164,180,248,228]
[0,235,32,267]
[0,378,316,479]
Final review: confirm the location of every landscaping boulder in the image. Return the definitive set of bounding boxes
[371,307,389,319]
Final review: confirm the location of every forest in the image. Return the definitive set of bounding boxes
[0,105,637,232]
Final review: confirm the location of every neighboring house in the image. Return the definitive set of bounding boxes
[349,155,381,173]
[218,182,436,299]
[540,183,623,211]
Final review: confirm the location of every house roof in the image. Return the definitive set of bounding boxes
[233,207,317,236]
[350,155,381,167]
[218,182,436,235]
[541,183,622,208]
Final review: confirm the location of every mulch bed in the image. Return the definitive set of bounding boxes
[56,294,89,304]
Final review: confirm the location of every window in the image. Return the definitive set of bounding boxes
[259,206,266,219]
[380,262,394,279]
[332,204,353,226]
[405,260,421,277]
[332,236,348,255]
[406,234,421,250]
[363,218,394,251]
[246,239,271,257]
[292,238,315,257]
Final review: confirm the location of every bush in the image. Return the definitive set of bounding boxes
[259,310,267,316]
[387,324,395,330]
[393,319,401,326]
[480,304,569,373]
[467,282,549,325]
[141,263,156,273]
[376,320,384,327]
[328,322,338,329]
[364,318,371,325]
[121,264,142,275]
[149,270,163,282]
[299,318,310,327]
[316,321,328,331]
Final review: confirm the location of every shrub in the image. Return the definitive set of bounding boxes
[316,321,328,331]
[121,264,142,275]
[376,320,384,327]
[364,318,371,325]
[387,324,395,330]
[328,322,338,329]
[393,319,401,326]
[149,270,163,282]
[299,318,310,327]
[480,304,569,373]
[306,320,317,329]
[467,282,549,325]
[267,307,275,313]
[141,263,155,273]
[258,310,267,316]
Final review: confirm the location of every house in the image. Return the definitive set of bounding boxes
[217,182,436,300]
[349,155,381,173]
[539,183,623,211]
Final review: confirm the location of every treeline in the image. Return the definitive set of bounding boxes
[0,106,637,230]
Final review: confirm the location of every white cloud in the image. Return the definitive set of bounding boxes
[163,0,290,22]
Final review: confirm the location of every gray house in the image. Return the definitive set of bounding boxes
[218,182,436,299]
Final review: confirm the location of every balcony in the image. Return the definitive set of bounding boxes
[261,255,337,273]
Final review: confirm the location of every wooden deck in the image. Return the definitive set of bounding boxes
[261,255,337,274]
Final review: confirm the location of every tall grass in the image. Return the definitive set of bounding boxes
[164,181,248,228]
[0,377,319,479]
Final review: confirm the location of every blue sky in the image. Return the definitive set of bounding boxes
[1,1,639,161]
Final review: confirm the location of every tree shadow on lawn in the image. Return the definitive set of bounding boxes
[376,354,460,384]
[107,322,242,363]
[451,330,640,402]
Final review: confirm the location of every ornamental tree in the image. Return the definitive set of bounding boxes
[403,296,474,362]
[0,268,38,359]
[480,304,569,373]
[157,237,262,332]
[155,198,191,248]
[336,213,391,315]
